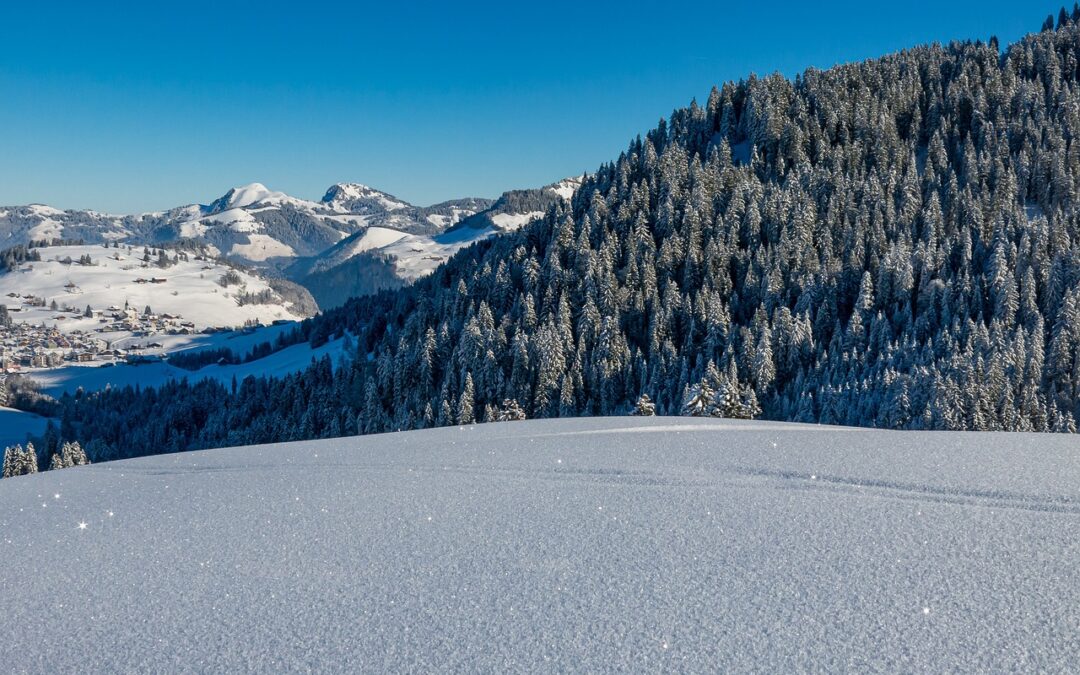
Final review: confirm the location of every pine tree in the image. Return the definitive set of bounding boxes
[497,399,527,422]
[438,399,453,427]
[458,372,475,425]
[19,443,38,475]
[631,394,656,416]
[61,441,89,467]
[2,445,19,478]
[682,380,716,417]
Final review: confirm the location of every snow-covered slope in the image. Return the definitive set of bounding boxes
[0,244,311,332]
[0,417,1076,671]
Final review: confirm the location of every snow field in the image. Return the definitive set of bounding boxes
[0,417,1077,671]
[0,245,305,331]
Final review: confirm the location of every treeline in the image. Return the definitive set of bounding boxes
[27,9,1080,463]
[2,441,89,478]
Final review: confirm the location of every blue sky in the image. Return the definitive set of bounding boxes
[0,1,1051,212]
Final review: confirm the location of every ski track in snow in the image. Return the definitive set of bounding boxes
[1,416,1078,672]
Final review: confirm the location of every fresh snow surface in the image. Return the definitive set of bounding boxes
[1,417,1078,672]
[26,204,66,216]
[198,207,259,230]
[28,216,64,241]
[425,213,451,227]
[382,227,491,281]
[317,224,497,282]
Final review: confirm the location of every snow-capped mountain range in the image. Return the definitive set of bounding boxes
[0,182,483,263]
[0,178,581,300]
[0,178,582,310]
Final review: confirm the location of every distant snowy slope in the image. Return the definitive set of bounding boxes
[1,417,1077,671]
[0,244,311,330]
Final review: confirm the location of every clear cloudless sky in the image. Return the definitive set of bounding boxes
[0,1,1057,212]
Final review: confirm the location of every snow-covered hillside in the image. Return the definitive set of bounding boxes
[0,244,319,375]
[0,245,308,330]
[299,220,510,284]
[1,417,1076,671]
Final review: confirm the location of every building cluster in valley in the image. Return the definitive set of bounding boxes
[0,293,203,373]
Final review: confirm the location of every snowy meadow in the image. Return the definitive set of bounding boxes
[1,417,1077,671]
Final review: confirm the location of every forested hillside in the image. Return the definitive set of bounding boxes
[29,10,1080,462]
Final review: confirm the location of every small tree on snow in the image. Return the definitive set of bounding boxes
[497,399,527,422]
[682,380,716,417]
[49,453,66,471]
[457,373,475,425]
[61,441,89,468]
[712,378,760,420]
[21,443,38,475]
[2,445,18,478]
[631,394,656,416]
[712,378,744,418]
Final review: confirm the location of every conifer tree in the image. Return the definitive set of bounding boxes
[458,373,475,425]
[631,394,656,416]
[2,445,18,478]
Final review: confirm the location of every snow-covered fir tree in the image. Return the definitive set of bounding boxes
[61,441,89,468]
[497,399,527,422]
[3,444,39,478]
[631,394,656,416]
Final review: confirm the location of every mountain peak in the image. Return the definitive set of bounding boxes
[219,183,287,210]
[320,183,410,212]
